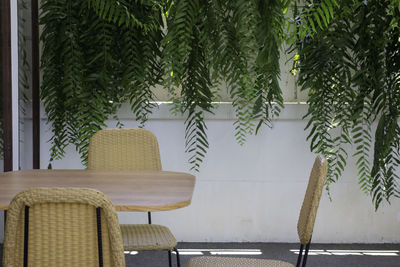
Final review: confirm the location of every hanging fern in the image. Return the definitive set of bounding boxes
[252,0,287,133]
[220,1,260,144]
[40,0,400,209]
[162,0,213,171]
[351,0,400,208]
[298,0,353,188]
[41,0,163,167]
[161,0,287,169]
[288,0,339,42]
[370,17,400,208]
[87,0,161,31]
[181,26,213,172]
[297,0,400,208]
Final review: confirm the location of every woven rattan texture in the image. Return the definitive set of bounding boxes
[186,256,295,267]
[297,155,328,245]
[87,128,178,253]
[3,188,125,267]
[186,156,327,267]
[121,224,177,250]
[88,128,162,170]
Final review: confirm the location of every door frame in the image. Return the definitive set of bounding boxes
[1,0,19,172]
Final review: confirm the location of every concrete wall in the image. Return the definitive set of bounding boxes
[14,103,400,244]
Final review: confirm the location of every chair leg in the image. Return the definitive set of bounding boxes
[96,208,104,267]
[3,210,6,233]
[301,242,311,267]
[296,244,304,267]
[24,206,30,267]
[174,247,181,267]
[168,250,172,267]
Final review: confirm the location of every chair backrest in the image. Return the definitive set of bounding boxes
[3,188,125,267]
[88,128,162,171]
[297,155,328,245]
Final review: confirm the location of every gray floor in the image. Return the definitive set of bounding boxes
[1,242,399,266]
[124,243,400,267]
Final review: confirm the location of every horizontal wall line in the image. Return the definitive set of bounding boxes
[24,102,309,121]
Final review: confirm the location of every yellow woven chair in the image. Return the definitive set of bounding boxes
[3,188,125,267]
[186,155,328,267]
[88,128,180,267]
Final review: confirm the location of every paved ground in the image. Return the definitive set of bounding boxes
[126,242,400,267]
[1,242,399,266]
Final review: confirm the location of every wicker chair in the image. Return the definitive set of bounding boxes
[186,155,328,267]
[88,128,180,267]
[2,188,125,267]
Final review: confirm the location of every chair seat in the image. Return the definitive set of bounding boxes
[187,256,294,267]
[121,224,177,250]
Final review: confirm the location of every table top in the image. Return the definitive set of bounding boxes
[0,169,195,212]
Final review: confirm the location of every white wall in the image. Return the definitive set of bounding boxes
[18,103,400,244]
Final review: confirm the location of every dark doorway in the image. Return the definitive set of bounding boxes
[1,0,13,172]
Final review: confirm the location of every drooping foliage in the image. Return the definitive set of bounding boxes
[40,0,164,167]
[40,0,400,208]
[161,0,288,170]
[296,0,400,208]
[41,0,287,171]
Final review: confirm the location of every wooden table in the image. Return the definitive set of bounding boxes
[0,169,195,212]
